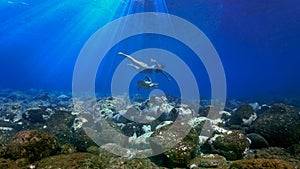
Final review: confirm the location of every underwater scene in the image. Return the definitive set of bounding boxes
[1,0,300,168]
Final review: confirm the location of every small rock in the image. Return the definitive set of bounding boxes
[60,143,76,154]
[142,125,152,133]
[188,154,227,169]
[246,147,292,160]
[35,153,103,168]
[0,158,20,169]
[249,102,260,110]
[229,158,294,169]
[264,147,292,158]
[57,94,70,101]
[256,104,270,115]
[288,144,300,158]
[0,142,8,158]
[34,92,51,101]
[87,146,100,155]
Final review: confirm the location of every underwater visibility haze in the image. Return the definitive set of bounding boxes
[0,0,299,99]
[1,1,300,168]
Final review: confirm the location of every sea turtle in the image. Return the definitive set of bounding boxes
[138,76,159,90]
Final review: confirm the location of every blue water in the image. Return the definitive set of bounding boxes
[0,0,300,99]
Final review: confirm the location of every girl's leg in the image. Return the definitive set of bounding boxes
[118,52,152,69]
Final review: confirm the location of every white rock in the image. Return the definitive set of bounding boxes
[158,103,173,113]
[116,123,126,129]
[145,116,156,122]
[246,137,252,144]
[202,154,215,158]
[142,125,152,133]
[190,164,197,169]
[219,110,231,116]
[129,132,137,143]
[155,121,173,130]
[210,118,223,125]
[242,113,257,125]
[72,117,88,130]
[133,132,154,146]
[0,127,13,131]
[46,108,55,116]
[249,102,260,110]
[71,101,85,115]
[199,136,209,145]
[261,104,270,108]
[212,125,231,134]
[100,108,114,119]
[208,134,222,144]
[42,114,50,120]
[188,117,208,128]
[57,94,69,100]
[148,105,159,114]
[180,104,189,108]
[119,110,127,115]
[178,107,193,115]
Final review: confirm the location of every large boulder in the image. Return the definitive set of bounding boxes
[228,104,256,126]
[251,103,300,148]
[150,121,198,165]
[208,130,250,160]
[9,130,59,162]
[247,133,269,149]
[44,110,75,145]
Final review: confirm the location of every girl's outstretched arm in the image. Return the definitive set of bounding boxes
[118,52,153,69]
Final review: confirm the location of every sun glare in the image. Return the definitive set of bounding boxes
[1,0,170,85]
